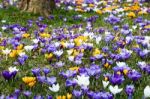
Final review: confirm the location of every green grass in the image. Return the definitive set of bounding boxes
[0,5,150,99]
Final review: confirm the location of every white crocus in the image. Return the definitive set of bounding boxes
[1,20,6,23]
[1,26,7,30]
[144,86,150,98]
[68,56,74,61]
[53,50,63,57]
[24,45,34,52]
[2,48,11,55]
[67,49,73,55]
[116,62,127,67]
[32,39,39,44]
[95,36,102,44]
[74,75,90,87]
[109,85,123,95]
[18,52,26,57]
[68,6,73,10]
[8,66,19,73]
[2,48,11,60]
[49,83,60,92]
[102,80,109,88]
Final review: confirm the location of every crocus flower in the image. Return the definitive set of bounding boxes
[125,85,135,99]
[72,90,82,98]
[23,91,32,97]
[110,74,124,85]
[109,85,123,95]
[49,83,60,92]
[127,70,141,81]
[43,68,50,75]
[24,45,34,52]
[2,48,11,60]
[22,77,36,87]
[8,66,19,73]
[2,70,13,80]
[34,95,44,99]
[32,68,41,76]
[46,76,56,85]
[37,76,46,83]
[6,95,18,99]
[144,86,150,99]
[74,74,90,87]
[102,80,109,89]
[53,50,63,58]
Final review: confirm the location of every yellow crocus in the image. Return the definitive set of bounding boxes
[89,4,94,7]
[45,53,53,59]
[22,77,36,84]
[22,33,30,38]
[69,67,79,72]
[67,93,72,99]
[144,25,150,29]
[127,12,136,18]
[93,48,101,56]
[96,10,102,14]
[40,33,51,38]
[104,63,111,68]
[28,81,36,87]
[123,69,129,75]
[17,44,24,50]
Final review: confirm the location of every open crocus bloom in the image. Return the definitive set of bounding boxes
[109,85,123,95]
[49,83,60,92]
[74,74,90,87]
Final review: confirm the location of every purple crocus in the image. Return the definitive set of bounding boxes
[23,91,32,97]
[37,76,46,83]
[110,74,125,85]
[60,70,77,78]
[66,79,77,87]
[32,68,41,76]
[125,85,135,99]
[127,70,141,81]
[6,95,18,99]
[72,90,82,98]
[46,76,56,85]
[47,95,53,99]
[18,55,28,65]
[34,95,44,99]
[43,68,50,76]
[2,70,13,80]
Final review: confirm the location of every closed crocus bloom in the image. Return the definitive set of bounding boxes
[67,93,72,99]
[144,86,150,98]
[102,80,109,89]
[2,48,11,60]
[49,83,60,92]
[125,85,135,99]
[31,68,41,76]
[43,68,50,75]
[2,70,13,80]
[47,95,53,99]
